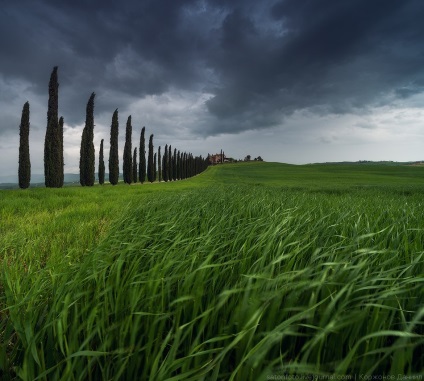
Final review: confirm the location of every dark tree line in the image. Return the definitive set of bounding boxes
[18,66,210,188]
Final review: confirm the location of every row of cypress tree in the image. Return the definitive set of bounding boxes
[18,66,209,189]
[107,109,209,185]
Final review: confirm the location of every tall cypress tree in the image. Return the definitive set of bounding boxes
[153,153,157,182]
[58,116,64,187]
[163,144,168,182]
[173,148,177,181]
[139,126,146,183]
[147,134,154,183]
[177,150,181,180]
[109,109,119,185]
[98,139,105,185]
[183,152,188,179]
[18,101,31,189]
[158,146,162,182]
[86,93,96,186]
[44,66,62,187]
[133,147,138,184]
[80,92,96,186]
[79,128,87,186]
[123,116,132,184]
[168,145,173,181]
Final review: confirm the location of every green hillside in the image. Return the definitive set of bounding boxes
[1,163,423,379]
[206,161,424,189]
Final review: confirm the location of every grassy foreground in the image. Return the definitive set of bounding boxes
[1,162,423,379]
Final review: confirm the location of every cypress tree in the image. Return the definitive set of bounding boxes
[98,139,105,185]
[18,101,31,189]
[109,109,119,185]
[163,144,168,182]
[177,150,181,180]
[182,152,187,179]
[191,154,195,177]
[44,66,62,187]
[153,153,157,182]
[86,93,96,186]
[180,152,185,180]
[133,147,138,184]
[123,116,132,184]
[58,116,64,187]
[79,92,96,186]
[168,145,173,181]
[158,146,162,182]
[173,148,177,181]
[79,128,87,186]
[147,134,154,183]
[139,127,146,183]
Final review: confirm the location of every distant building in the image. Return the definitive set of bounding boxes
[209,152,235,164]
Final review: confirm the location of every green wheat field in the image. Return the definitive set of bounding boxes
[1,162,423,380]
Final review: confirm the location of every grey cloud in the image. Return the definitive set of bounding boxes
[1,0,424,138]
[204,0,424,133]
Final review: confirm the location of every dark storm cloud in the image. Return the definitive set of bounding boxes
[204,0,424,133]
[0,0,423,136]
[0,0,209,127]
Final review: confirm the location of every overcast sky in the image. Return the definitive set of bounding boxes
[1,0,424,178]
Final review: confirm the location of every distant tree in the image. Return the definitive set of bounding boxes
[44,66,62,187]
[133,147,138,184]
[123,116,132,184]
[109,109,119,185]
[18,101,31,189]
[58,116,64,187]
[173,148,177,181]
[168,145,173,181]
[158,146,162,182]
[182,152,187,179]
[79,129,87,186]
[181,152,185,179]
[79,92,96,186]
[177,150,181,180]
[153,153,157,182]
[163,144,168,182]
[147,134,154,182]
[98,139,105,185]
[244,155,251,162]
[189,153,193,177]
[139,126,146,183]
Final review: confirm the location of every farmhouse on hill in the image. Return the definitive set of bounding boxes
[209,152,227,165]
[209,152,231,165]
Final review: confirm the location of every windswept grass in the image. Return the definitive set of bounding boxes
[1,163,424,379]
